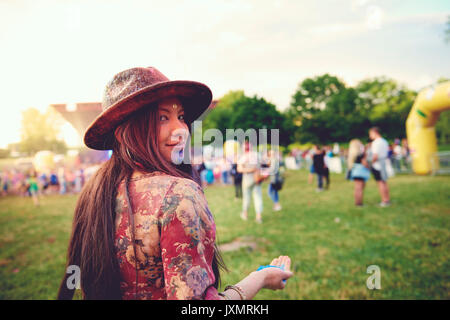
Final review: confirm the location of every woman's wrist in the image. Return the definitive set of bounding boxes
[225,285,246,300]
[222,270,266,300]
[248,270,267,290]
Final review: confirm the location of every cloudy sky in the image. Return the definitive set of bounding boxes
[0,0,449,148]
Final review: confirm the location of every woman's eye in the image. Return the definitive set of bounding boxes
[178,114,185,121]
[160,115,168,121]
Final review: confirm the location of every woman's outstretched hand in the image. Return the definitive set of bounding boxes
[260,256,293,290]
[226,255,294,300]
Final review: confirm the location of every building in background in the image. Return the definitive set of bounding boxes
[51,102,109,164]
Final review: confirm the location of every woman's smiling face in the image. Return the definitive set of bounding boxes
[157,97,189,164]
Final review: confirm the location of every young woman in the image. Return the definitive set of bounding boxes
[348,139,370,206]
[57,66,292,300]
[237,141,265,223]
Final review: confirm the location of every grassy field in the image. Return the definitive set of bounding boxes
[0,170,449,300]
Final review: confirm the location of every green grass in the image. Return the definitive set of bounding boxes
[438,144,450,152]
[0,170,449,299]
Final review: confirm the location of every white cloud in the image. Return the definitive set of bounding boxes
[415,75,435,90]
[365,5,384,30]
[306,22,365,37]
[352,0,372,9]
[217,31,246,47]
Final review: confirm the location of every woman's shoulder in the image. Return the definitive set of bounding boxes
[166,175,204,202]
[127,170,202,197]
[153,175,211,227]
[117,171,206,221]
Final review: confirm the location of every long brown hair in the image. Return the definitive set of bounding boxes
[57,103,226,300]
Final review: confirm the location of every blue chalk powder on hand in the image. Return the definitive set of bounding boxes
[257,264,287,284]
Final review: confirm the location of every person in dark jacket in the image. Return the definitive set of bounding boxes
[312,145,325,192]
[230,159,242,199]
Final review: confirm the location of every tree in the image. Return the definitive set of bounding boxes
[201,90,245,134]
[19,107,67,155]
[355,77,416,139]
[290,74,346,120]
[199,90,292,147]
[436,111,450,145]
[286,74,417,144]
[288,74,366,144]
[228,95,290,146]
[435,77,450,145]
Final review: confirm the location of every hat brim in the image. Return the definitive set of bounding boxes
[84,80,212,150]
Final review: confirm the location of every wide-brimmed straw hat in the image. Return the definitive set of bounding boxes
[84,66,212,150]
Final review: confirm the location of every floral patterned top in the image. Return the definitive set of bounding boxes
[114,171,221,300]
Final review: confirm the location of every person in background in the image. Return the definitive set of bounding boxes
[58,167,66,195]
[237,141,264,223]
[230,155,242,199]
[220,157,232,185]
[20,173,30,197]
[74,167,83,193]
[387,144,394,162]
[1,170,11,196]
[369,127,391,207]
[26,170,40,206]
[312,145,325,192]
[307,147,315,184]
[195,161,207,188]
[401,138,410,171]
[65,168,75,194]
[323,146,331,190]
[38,172,49,195]
[11,170,22,195]
[392,139,402,173]
[49,171,59,194]
[204,159,215,185]
[348,139,371,207]
[267,149,283,212]
[213,161,221,184]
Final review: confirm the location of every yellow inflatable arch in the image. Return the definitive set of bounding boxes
[406,81,450,174]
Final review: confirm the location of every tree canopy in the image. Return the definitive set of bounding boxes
[201,90,292,146]
[355,77,416,139]
[287,74,417,144]
[18,107,67,155]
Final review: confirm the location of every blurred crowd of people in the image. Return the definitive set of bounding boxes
[0,136,410,210]
[192,143,285,224]
[0,163,102,205]
[288,137,411,177]
[193,148,284,189]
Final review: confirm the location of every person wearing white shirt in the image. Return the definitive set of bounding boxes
[369,127,391,207]
[237,141,264,223]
